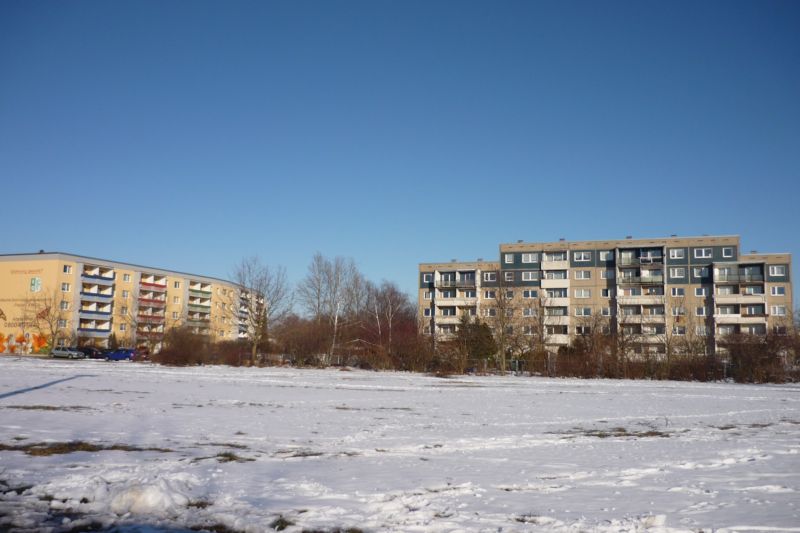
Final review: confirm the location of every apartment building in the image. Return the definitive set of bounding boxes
[0,252,245,355]
[419,235,793,356]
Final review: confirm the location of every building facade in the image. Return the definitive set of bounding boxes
[0,252,245,354]
[419,235,793,356]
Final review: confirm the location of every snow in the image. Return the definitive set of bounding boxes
[0,357,799,532]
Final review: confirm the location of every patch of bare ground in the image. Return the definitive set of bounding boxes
[0,441,172,456]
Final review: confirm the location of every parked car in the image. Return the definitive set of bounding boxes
[78,346,104,359]
[50,347,85,359]
[105,348,135,361]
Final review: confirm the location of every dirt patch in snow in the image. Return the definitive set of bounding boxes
[0,441,173,456]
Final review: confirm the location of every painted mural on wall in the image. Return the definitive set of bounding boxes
[0,331,50,354]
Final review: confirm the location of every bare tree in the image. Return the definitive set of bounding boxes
[234,256,291,365]
[27,288,69,353]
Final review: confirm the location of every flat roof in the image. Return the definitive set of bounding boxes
[500,234,741,251]
[0,251,236,286]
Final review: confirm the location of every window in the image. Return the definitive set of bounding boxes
[696,325,709,336]
[547,288,567,298]
[743,285,764,295]
[671,287,685,296]
[771,305,787,316]
[672,307,686,316]
[672,326,686,335]
[422,273,432,283]
[423,291,432,300]
[63,265,72,274]
[122,290,129,298]
[522,253,538,263]
[119,323,127,332]
[669,248,685,259]
[774,326,788,336]
[601,269,615,279]
[601,288,614,298]
[771,286,786,296]
[669,267,686,278]
[173,296,181,304]
[523,290,537,299]
[693,267,709,278]
[769,265,786,276]
[483,308,497,317]
[57,319,67,328]
[717,285,734,295]
[483,290,496,299]
[58,300,69,311]
[464,289,476,298]
[576,326,591,336]
[483,272,496,282]
[694,248,712,259]
[172,311,179,319]
[575,307,591,316]
[602,307,611,316]
[505,308,514,317]
[722,247,733,258]
[695,287,708,297]
[466,307,476,316]
[599,251,613,261]
[504,272,514,282]
[440,290,455,298]
[122,273,130,282]
[574,289,591,298]
[521,271,539,281]
[61,282,70,293]
[696,306,707,316]
[441,307,456,316]
[544,270,567,280]
[575,270,591,280]
[121,306,128,315]
[523,325,534,335]
[523,307,536,317]
[504,253,514,264]
[505,290,514,299]
[574,251,592,262]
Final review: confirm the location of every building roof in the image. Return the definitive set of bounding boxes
[0,251,237,286]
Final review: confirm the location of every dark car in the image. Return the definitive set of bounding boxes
[105,348,134,361]
[78,346,104,359]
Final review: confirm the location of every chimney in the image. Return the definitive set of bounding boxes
[625,236,632,239]
[559,238,565,242]
[516,240,523,243]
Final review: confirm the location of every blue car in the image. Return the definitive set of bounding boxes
[105,348,134,361]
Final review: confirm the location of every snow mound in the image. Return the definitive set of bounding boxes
[109,477,191,516]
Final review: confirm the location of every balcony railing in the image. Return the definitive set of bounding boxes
[619,257,664,266]
[714,274,764,283]
[141,282,168,291]
[617,276,664,285]
[139,298,166,307]
[80,291,114,299]
[189,289,212,297]
[435,279,477,288]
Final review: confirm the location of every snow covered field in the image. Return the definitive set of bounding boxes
[1,358,799,533]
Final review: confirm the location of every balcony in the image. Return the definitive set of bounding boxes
[435,279,477,289]
[435,297,476,307]
[80,291,114,302]
[188,303,212,311]
[78,310,111,320]
[617,295,665,306]
[141,282,167,292]
[139,298,167,307]
[619,257,664,267]
[546,334,570,345]
[189,289,212,298]
[81,273,115,286]
[617,276,664,285]
[541,278,570,289]
[543,315,570,326]
[543,297,570,307]
[138,314,165,324]
[541,259,569,270]
[714,274,764,283]
[640,314,667,323]
[714,294,766,305]
[715,314,767,325]
[436,315,461,325]
[77,328,112,338]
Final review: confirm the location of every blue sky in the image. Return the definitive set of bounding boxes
[1,1,798,303]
